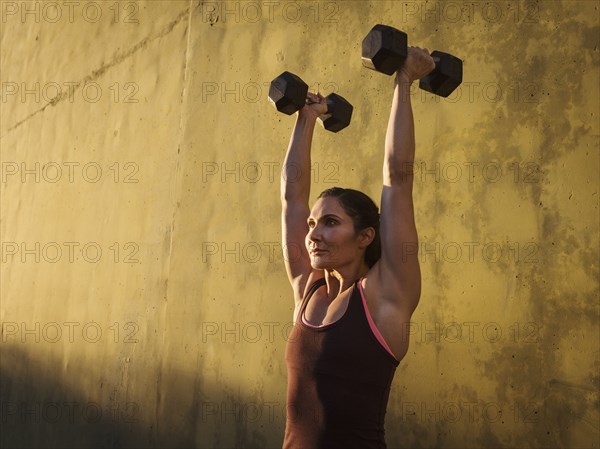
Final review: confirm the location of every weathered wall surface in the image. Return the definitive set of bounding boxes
[1,1,598,448]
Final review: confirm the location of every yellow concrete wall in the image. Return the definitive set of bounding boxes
[1,1,598,448]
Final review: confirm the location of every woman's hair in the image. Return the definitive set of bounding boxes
[317,187,381,268]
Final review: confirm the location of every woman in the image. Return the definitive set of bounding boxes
[280,47,435,449]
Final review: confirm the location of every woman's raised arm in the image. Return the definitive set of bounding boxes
[280,93,327,302]
[377,47,435,313]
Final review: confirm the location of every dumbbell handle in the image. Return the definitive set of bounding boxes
[305,97,330,114]
[305,96,344,120]
[306,93,353,125]
[306,98,329,107]
[308,92,354,132]
[305,98,319,105]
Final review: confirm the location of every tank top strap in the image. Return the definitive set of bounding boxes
[351,276,399,363]
[347,276,364,312]
[299,276,327,315]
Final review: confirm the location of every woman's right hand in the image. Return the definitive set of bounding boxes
[298,92,328,121]
[397,46,436,84]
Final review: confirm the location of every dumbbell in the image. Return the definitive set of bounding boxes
[361,24,463,98]
[268,71,353,133]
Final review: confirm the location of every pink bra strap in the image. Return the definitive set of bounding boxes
[358,278,398,361]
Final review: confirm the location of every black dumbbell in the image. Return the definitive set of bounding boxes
[361,24,463,98]
[268,71,353,133]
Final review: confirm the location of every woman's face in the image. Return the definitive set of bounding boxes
[305,197,371,270]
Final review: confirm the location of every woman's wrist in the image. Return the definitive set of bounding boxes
[297,109,319,125]
[395,68,414,86]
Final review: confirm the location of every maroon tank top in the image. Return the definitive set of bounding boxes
[283,277,399,449]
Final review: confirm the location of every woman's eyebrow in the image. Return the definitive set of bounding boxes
[307,214,341,222]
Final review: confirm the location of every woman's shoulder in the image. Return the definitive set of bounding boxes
[289,269,326,306]
[300,270,326,301]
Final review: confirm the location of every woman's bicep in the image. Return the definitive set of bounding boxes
[281,201,313,299]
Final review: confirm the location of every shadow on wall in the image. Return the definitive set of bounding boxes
[1,344,156,449]
[0,345,284,449]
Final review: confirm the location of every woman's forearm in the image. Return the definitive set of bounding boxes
[281,113,317,203]
[384,75,415,185]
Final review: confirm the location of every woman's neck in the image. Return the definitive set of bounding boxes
[323,263,370,300]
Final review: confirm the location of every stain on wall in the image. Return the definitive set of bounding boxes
[1,1,598,448]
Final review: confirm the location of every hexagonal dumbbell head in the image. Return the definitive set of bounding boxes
[268,71,308,115]
[317,93,353,133]
[361,24,408,75]
[419,51,463,97]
